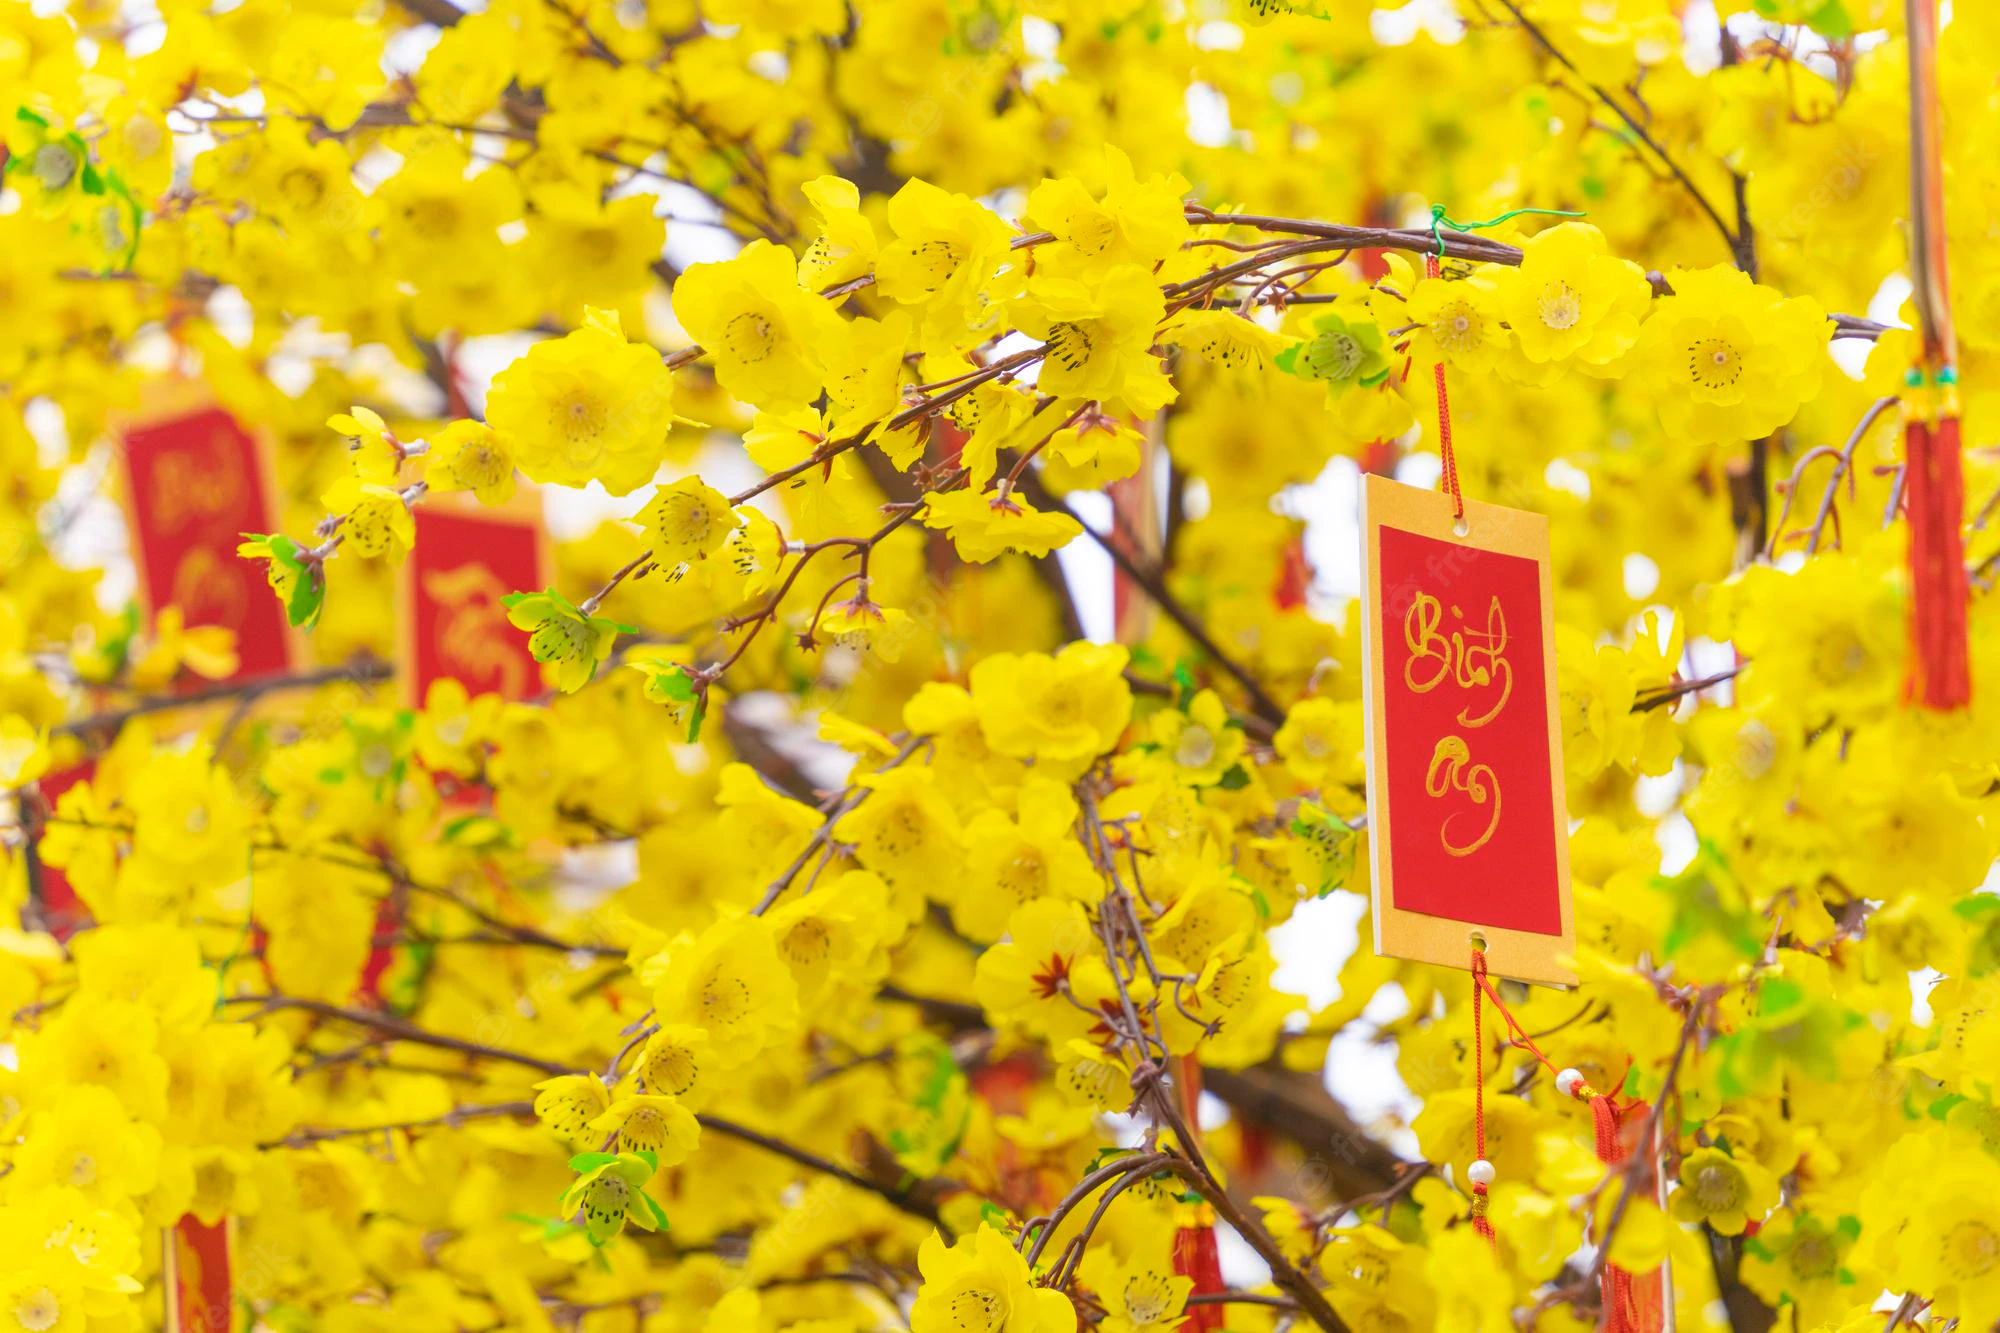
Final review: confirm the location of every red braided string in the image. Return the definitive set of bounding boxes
[1424,251,1466,524]
[1468,952,1663,1329]
[1592,1097,1664,1333]
[1469,965,1563,1075]
[1906,409,1971,708]
[1590,1095,1623,1171]
[1469,947,1494,1247]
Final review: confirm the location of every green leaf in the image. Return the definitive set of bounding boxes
[507,1211,583,1243]
[1290,805,1355,897]
[1084,1146,1136,1173]
[287,567,324,629]
[1803,0,1852,38]
[568,1152,618,1173]
[1950,896,2000,922]
[502,586,576,613]
[1216,763,1251,790]
[1755,976,1805,1016]
[641,1193,671,1229]
[253,535,324,631]
[1655,843,1761,964]
[888,1035,970,1176]
[686,693,708,743]
[441,813,512,847]
[652,666,697,702]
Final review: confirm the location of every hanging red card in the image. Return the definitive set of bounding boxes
[27,760,96,941]
[397,489,551,707]
[117,391,294,684]
[1360,474,1574,987]
[164,1214,237,1333]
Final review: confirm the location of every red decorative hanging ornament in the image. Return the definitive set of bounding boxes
[1901,0,1971,710]
[1422,248,1466,530]
[1371,206,1665,1320]
[1169,1055,1227,1330]
[1171,1203,1226,1333]
[1467,947,1497,1246]
[1586,1095,1667,1333]
[165,1213,238,1333]
[1363,205,1585,988]
[1468,950,1667,1333]
[1273,534,1313,610]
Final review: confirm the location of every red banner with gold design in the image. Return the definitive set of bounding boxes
[27,760,95,941]
[119,400,291,683]
[1361,474,1573,986]
[399,492,550,706]
[164,1214,236,1333]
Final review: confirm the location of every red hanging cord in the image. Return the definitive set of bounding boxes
[1468,947,1495,1247]
[1469,960,1563,1074]
[1425,252,1466,526]
[1470,952,1665,1333]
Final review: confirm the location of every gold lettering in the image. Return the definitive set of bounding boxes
[1424,734,1501,857]
[424,562,527,698]
[150,431,249,534]
[169,547,247,626]
[1402,592,1513,728]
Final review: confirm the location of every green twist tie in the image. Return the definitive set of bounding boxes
[1428,203,1587,257]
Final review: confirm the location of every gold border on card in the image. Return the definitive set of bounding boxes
[1360,473,1575,988]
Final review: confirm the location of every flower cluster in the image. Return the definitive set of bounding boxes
[2,1,1999,1332]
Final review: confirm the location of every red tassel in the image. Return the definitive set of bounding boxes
[165,1214,236,1333]
[1904,408,1971,709]
[356,895,402,1007]
[1172,1211,1226,1332]
[1273,536,1312,610]
[1168,1055,1225,1329]
[1901,0,1969,711]
[25,761,96,942]
[1592,1097,1665,1333]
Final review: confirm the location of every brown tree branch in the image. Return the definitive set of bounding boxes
[1011,469,1287,725]
[52,661,394,738]
[263,1100,533,1149]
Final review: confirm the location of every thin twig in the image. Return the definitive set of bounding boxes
[262,1100,533,1149]
[1013,469,1285,725]
[52,661,393,737]
[1487,0,1739,257]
